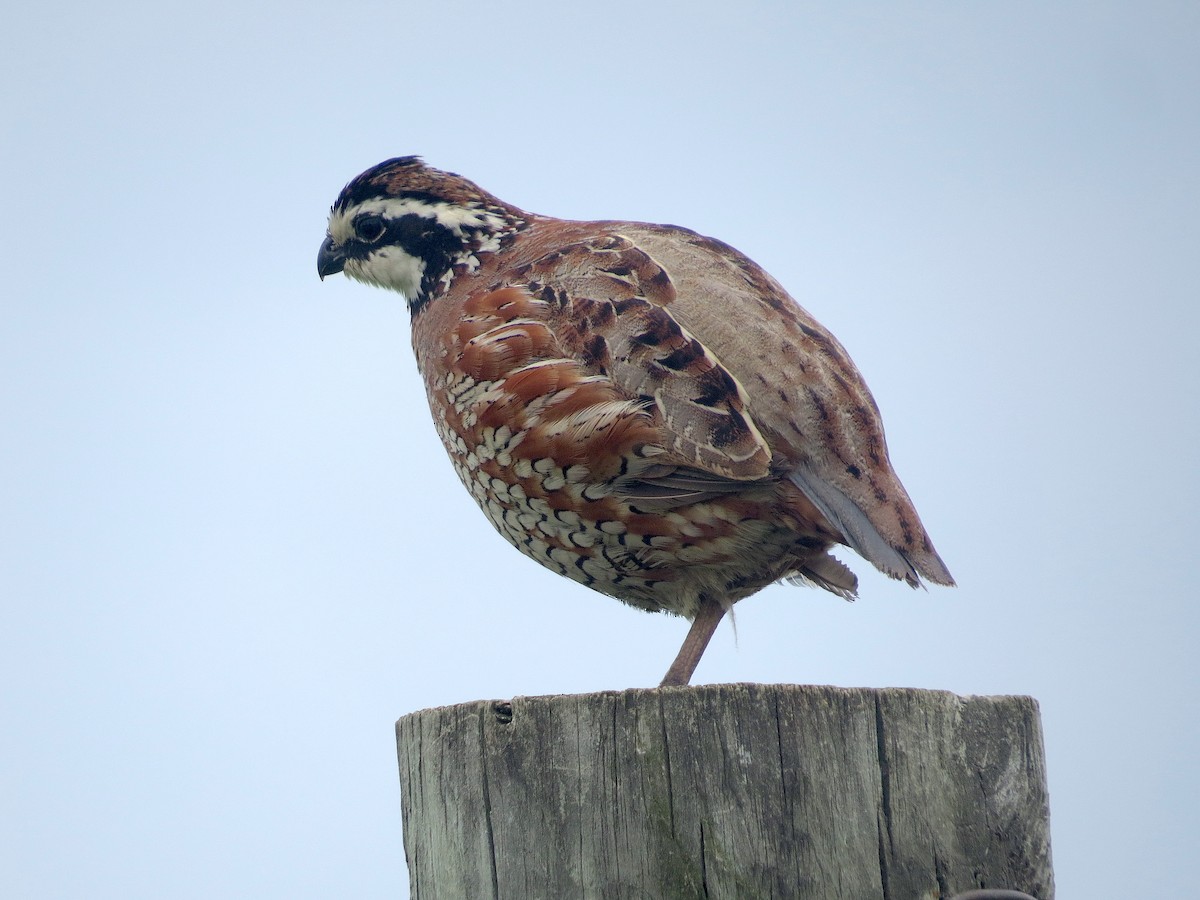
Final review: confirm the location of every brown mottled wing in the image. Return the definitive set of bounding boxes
[611,223,955,588]
[507,234,774,487]
[444,285,663,480]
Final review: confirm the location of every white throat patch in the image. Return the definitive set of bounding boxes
[345,248,426,302]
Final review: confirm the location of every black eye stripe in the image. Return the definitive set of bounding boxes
[373,213,459,255]
[339,211,461,268]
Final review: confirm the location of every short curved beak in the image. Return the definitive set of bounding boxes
[317,236,346,280]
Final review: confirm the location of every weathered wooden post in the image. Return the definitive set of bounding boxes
[396,684,1053,899]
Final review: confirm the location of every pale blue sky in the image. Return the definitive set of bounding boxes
[3,3,1197,897]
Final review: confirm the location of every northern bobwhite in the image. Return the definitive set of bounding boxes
[318,156,953,686]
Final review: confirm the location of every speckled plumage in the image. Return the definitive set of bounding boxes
[318,156,953,685]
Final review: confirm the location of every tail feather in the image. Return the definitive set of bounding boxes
[788,552,859,600]
[789,464,924,586]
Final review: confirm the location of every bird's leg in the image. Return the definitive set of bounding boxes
[659,596,726,687]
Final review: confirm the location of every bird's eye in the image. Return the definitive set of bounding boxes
[354,214,386,243]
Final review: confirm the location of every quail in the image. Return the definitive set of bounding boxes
[318,157,953,686]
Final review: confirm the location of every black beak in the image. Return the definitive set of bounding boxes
[317,236,346,280]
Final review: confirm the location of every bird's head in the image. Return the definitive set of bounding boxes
[317,156,528,311]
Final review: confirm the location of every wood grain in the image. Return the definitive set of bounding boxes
[396,685,1053,899]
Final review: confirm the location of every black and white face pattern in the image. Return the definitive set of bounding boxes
[322,195,514,309]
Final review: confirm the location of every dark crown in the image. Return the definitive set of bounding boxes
[333,156,521,217]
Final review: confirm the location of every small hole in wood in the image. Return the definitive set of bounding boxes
[493,701,513,724]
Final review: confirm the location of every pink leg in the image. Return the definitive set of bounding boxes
[659,597,726,687]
